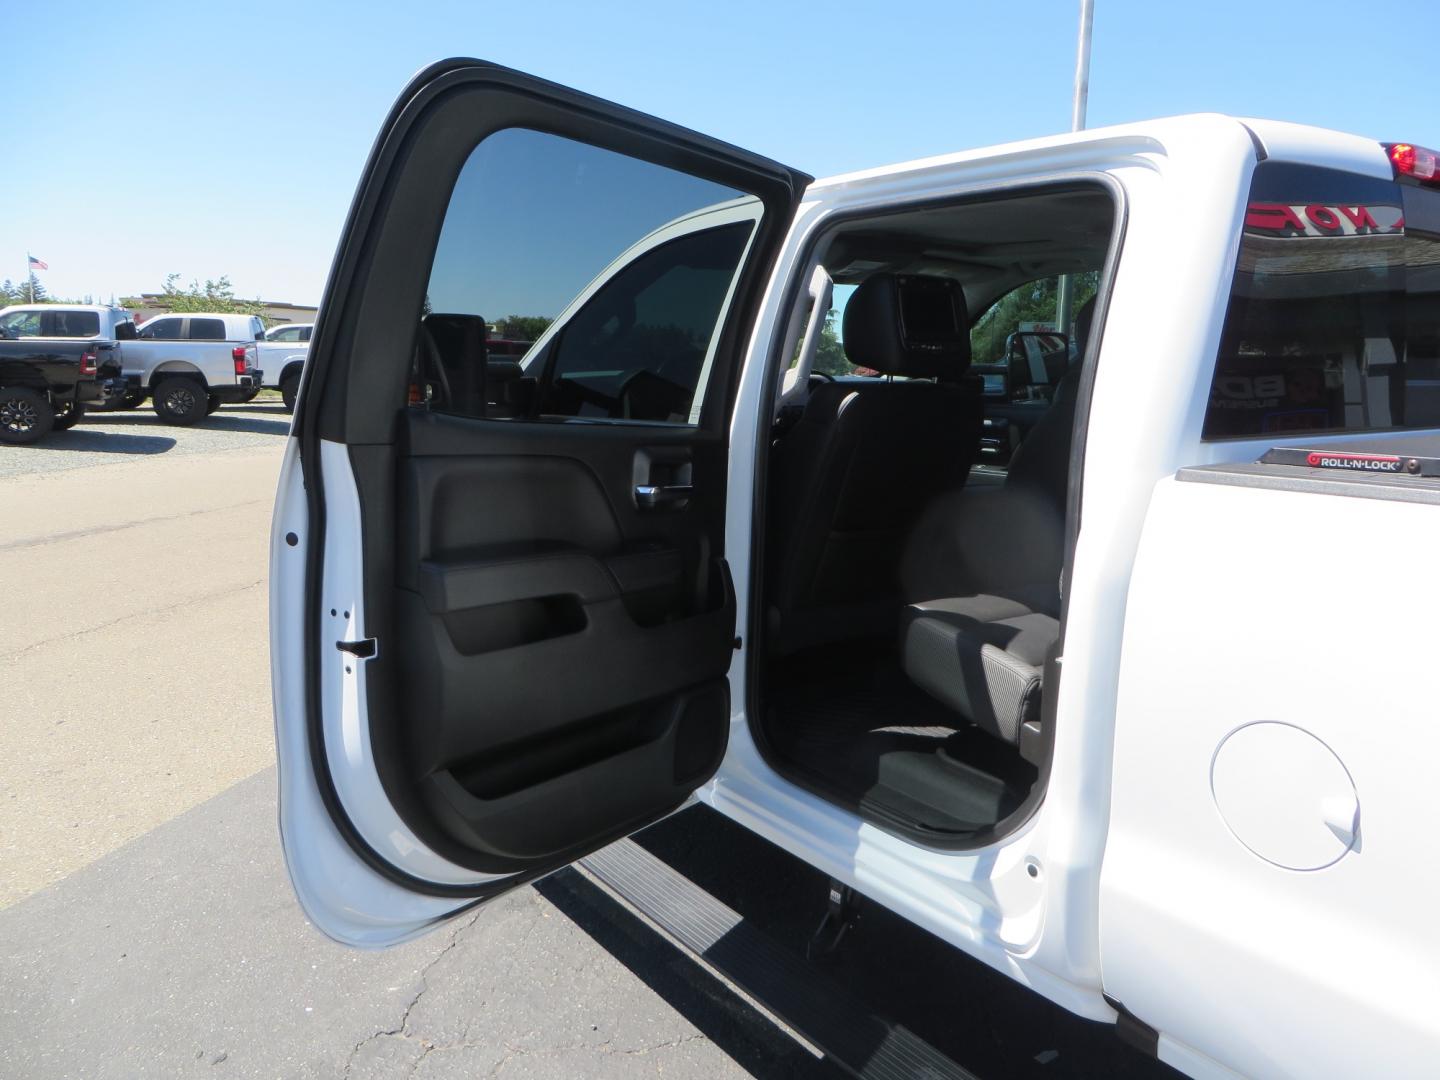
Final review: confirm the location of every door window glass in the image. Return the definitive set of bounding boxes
[423,127,759,425]
[0,310,42,337]
[1204,162,1440,439]
[139,317,182,339]
[41,310,101,337]
[188,317,227,340]
[969,274,1097,400]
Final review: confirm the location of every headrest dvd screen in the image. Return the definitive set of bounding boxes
[898,282,959,342]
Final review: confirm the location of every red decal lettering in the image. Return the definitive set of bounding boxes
[1339,205,1378,232]
[1305,205,1342,232]
[1245,203,1307,234]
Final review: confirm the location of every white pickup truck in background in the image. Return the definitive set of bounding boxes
[258,322,312,412]
[125,311,265,423]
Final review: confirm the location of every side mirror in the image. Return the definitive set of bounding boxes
[1004,330,1071,397]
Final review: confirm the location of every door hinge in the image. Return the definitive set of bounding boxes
[335,637,378,660]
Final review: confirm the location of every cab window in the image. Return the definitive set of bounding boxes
[187,318,226,340]
[139,318,182,340]
[1204,162,1440,439]
[0,310,42,337]
[969,274,1096,400]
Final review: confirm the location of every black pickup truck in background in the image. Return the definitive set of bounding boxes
[0,333,128,444]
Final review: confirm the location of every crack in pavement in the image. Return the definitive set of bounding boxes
[343,910,482,1078]
[0,498,271,552]
[0,578,266,662]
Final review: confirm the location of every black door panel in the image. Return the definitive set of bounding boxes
[388,410,734,871]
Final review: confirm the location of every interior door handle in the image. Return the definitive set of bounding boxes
[634,483,693,511]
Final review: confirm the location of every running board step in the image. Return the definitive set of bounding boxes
[579,836,980,1080]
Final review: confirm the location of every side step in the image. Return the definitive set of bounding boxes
[579,837,980,1080]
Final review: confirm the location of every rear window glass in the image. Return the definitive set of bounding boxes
[45,310,100,337]
[1204,162,1440,439]
[188,318,227,340]
[140,318,182,339]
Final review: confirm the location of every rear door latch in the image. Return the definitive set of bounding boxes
[335,638,378,660]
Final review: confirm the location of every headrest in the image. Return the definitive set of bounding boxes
[842,273,970,379]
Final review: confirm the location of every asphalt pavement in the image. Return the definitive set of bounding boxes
[0,402,1177,1079]
[0,404,832,1079]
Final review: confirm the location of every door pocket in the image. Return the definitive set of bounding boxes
[423,682,729,863]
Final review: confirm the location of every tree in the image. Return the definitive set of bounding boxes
[968,272,1098,365]
[122,273,267,318]
[811,309,852,376]
[493,314,552,341]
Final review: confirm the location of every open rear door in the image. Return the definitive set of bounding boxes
[270,59,807,945]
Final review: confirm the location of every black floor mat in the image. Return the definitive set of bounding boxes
[766,648,1036,837]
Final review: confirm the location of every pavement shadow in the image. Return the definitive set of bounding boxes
[30,429,178,455]
[193,414,293,435]
[536,867,841,1079]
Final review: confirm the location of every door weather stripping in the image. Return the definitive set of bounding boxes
[579,835,980,1080]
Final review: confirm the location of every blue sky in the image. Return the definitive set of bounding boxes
[3,0,1435,306]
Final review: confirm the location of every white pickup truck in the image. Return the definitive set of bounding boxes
[257,323,312,412]
[125,312,265,423]
[269,60,1440,1080]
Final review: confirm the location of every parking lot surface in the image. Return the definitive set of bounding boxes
[0,404,1175,1079]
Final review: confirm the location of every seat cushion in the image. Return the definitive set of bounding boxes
[899,595,1059,744]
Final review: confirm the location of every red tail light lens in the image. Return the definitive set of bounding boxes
[233,345,248,374]
[79,350,98,375]
[1387,142,1439,182]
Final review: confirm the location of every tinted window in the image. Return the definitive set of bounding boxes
[969,274,1097,399]
[1204,163,1440,439]
[423,127,756,425]
[140,318,182,340]
[299,325,312,342]
[188,318,227,340]
[0,310,42,337]
[269,325,302,342]
[42,310,101,337]
[538,225,751,422]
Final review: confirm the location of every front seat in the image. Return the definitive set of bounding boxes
[897,297,1096,755]
[766,273,984,656]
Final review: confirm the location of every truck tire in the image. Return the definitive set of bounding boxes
[53,401,86,430]
[0,386,56,445]
[280,374,299,413]
[120,388,146,410]
[206,394,222,415]
[152,378,208,426]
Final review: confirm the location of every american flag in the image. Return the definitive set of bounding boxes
[27,255,48,270]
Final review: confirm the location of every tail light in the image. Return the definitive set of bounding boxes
[79,349,98,376]
[1386,142,1439,183]
[233,345,249,374]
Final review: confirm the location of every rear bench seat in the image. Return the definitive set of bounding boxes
[899,592,1057,750]
[896,298,1093,758]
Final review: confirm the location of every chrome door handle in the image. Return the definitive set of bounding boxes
[634,483,693,510]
